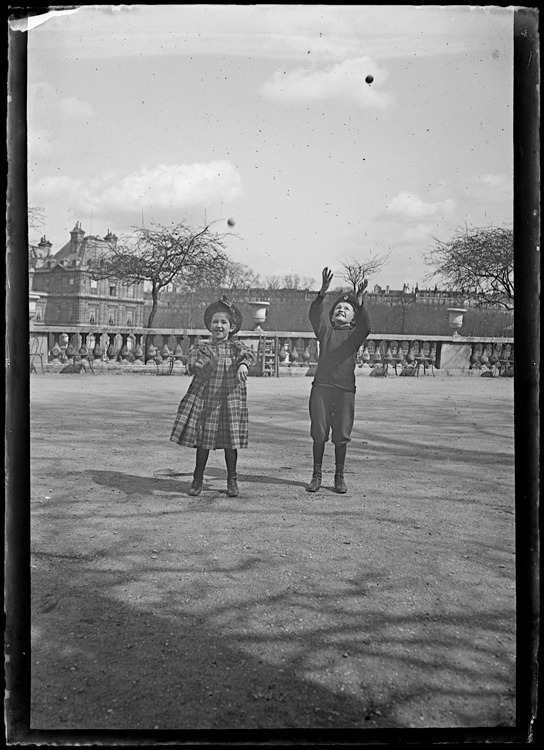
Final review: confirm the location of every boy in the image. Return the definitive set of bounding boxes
[307,267,371,493]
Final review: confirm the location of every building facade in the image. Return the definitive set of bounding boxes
[30,222,145,327]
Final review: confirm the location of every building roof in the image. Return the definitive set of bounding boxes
[51,222,118,267]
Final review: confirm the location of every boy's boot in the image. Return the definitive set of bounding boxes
[227,473,239,497]
[307,464,322,492]
[334,465,347,494]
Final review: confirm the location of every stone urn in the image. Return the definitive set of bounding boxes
[248,301,270,331]
[447,308,467,337]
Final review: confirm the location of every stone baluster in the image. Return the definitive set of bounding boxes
[172,336,185,371]
[173,336,184,360]
[479,343,490,371]
[146,339,158,365]
[119,334,131,363]
[488,343,500,373]
[278,339,289,365]
[300,339,311,365]
[49,333,62,363]
[405,341,415,368]
[372,340,382,366]
[160,337,171,360]
[393,341,404,373]
[289,338,300,365]
[133,334,144,364]
[107,333,118,361]
[470,343,482,369]
[361,342,371,366]
[49,333,61,364]
[65,333,76,362]
[92,333,103,360]
[58,333,69,362]
[79,332,89,362]
[503,343,514,377]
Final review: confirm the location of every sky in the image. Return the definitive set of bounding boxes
[24,4,514,291]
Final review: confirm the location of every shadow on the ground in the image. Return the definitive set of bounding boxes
[87,468,310,496]
[30,550,515,734]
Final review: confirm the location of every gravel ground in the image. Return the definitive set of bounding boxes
[26,372,516,737]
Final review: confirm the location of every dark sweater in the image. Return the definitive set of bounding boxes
[309,294,372,393]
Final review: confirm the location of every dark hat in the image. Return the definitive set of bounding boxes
[204,296,243,335]
[329,292,359,325]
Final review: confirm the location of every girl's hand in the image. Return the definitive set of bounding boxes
[237,363,249,383]
[356,278,368,306]
[320,267,334,296]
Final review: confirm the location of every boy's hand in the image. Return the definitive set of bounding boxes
[237,363,249,383]
[319,267,334,296]
[356,278,368,306]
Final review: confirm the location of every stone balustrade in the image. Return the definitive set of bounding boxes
[28,324,514,377]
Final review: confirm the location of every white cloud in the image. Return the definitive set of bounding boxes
[386,192,456,219]
[101,162,242,211]
[259,57,391,107]
[32,161,243,216]
[465,173,512,203]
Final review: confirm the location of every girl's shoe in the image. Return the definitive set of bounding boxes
[189,479,203,496]
[227,476,239,497]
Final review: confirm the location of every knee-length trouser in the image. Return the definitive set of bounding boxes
[309,384,355,446]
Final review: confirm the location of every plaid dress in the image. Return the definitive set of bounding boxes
[170,339,256,450]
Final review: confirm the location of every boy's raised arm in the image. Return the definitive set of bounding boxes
[351,278,371,343]
[309,267,334,335]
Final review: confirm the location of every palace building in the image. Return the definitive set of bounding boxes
[30,222,145,327]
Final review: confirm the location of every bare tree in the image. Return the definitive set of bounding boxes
[28,206,45,233]
[88,221,231,329]
[395,289,418,334]
[299,276,316,290]
[424,225,514,309]
[338,251,391,292]
[219,262,261,302]
[264,275,283,290]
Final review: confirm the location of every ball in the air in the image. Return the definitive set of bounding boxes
[227,217,236,227]
[365,75,374,84]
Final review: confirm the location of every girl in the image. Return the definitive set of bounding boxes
[170,297,256,497]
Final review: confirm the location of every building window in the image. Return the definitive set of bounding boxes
[108,308,116,325]
[126,307,135,326]
[90,279,98,295]
[55,277,62,292]
[127,285,134,298]
[109,284,117,296]
[56,305,62,321]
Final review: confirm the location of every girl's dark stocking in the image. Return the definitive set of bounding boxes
[194,447,210,480]
[224,448,238,479]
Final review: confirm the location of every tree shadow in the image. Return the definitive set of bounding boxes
[30,548,516,737]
